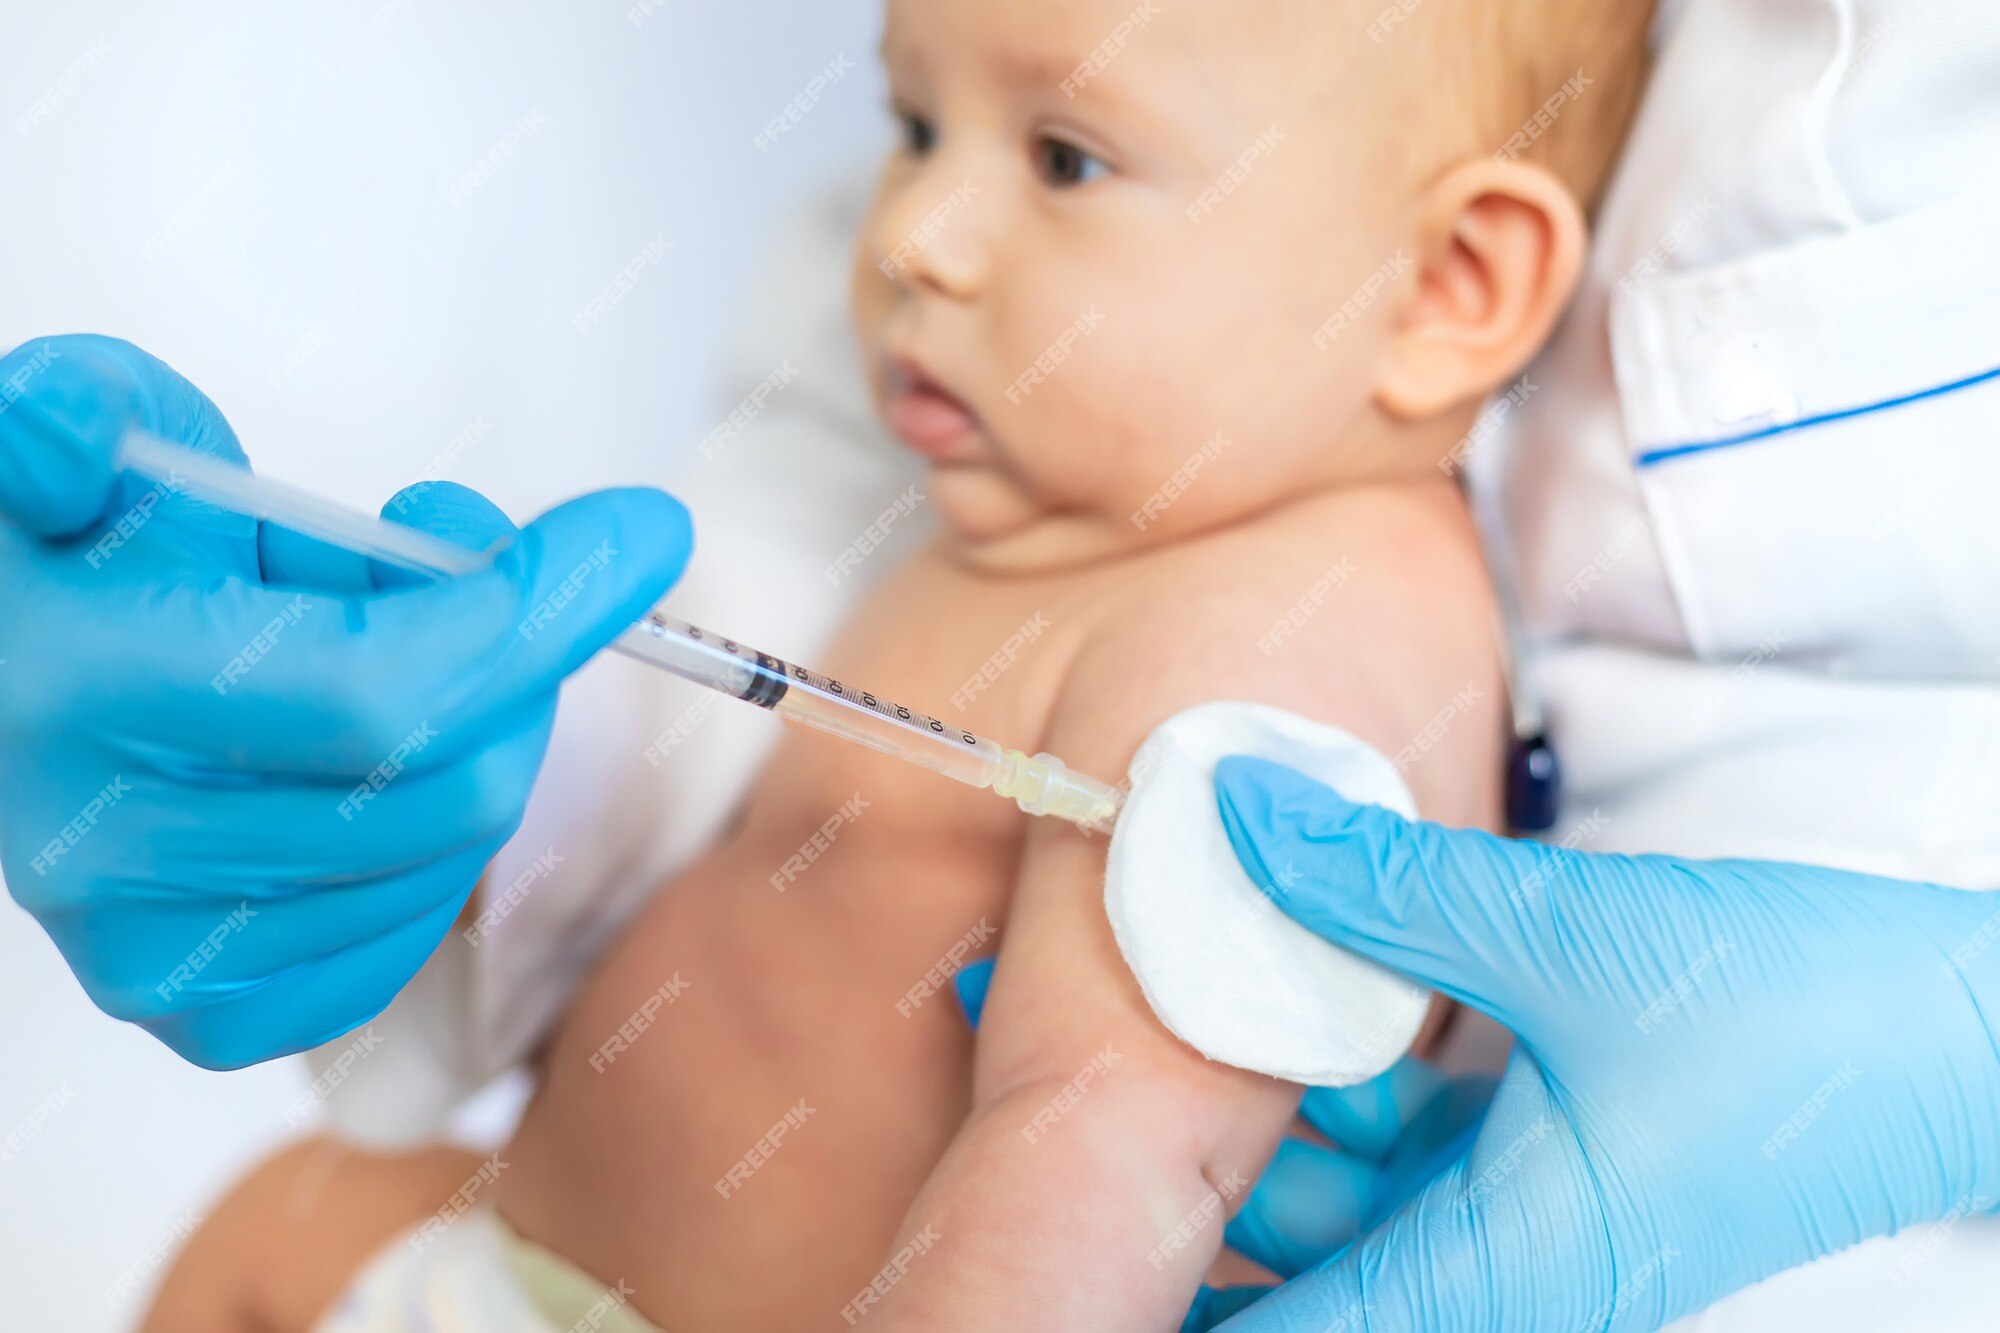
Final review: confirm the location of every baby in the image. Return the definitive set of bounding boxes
[148,1,1655,1328]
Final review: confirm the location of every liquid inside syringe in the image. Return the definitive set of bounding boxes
[617,612,1122,832]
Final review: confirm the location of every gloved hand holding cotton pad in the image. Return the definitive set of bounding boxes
[1104,702,1432,1086]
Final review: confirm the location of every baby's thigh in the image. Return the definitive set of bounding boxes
[143,1136,485,1333]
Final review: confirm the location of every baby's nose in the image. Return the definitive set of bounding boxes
[869,168,992,301]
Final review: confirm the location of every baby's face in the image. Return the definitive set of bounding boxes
[852,0,1424,570]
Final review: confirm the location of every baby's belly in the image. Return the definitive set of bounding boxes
[496,810,1019,1332]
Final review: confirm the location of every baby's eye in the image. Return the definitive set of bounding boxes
[897,109,937,157]
[1035,135,1109,188]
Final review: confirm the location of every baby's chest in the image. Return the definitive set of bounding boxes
[726,726,1030,971]
[739,644,1041,874]
[728,559,1095,905]
[794,558,1088,787]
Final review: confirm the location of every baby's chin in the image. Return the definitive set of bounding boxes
[922,463,1128,575]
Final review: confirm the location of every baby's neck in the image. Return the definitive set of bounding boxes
[941,404,1481,580]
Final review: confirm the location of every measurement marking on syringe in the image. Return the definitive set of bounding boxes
[673,617,979,746]
[788,663,981,747]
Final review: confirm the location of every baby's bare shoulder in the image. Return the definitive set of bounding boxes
[1045,484,1504,821]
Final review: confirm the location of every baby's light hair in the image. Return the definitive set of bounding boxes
[1362,0,1659,210]
[1478,0,1657,207]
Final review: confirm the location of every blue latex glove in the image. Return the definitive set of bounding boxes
[1221,1062,1496,1275]
[1209,756,2000,1331]
[0,335,692,1069]
[1185,1064,1497,1332]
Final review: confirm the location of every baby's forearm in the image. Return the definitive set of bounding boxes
[867,1058,1294,1331]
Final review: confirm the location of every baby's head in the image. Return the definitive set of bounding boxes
[852,0,1655,570]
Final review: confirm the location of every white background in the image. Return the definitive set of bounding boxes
[0,3,883,1326]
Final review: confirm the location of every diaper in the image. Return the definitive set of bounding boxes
[314,1208,659,1333]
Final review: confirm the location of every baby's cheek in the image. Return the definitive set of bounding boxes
[1020,341,1167,478]
[1088,344,1272,510]
[848,250,892,361]
[1078,398,1216,525]
[1052,357,1256,534]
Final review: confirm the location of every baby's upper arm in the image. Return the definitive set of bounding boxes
[856,496,1505,1328]
[971,489,1505,1137]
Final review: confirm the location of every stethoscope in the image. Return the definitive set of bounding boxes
[1499,593,1562,834]
[1480,494,1563,835]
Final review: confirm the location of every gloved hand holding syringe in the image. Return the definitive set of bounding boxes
[122,430,1125,833]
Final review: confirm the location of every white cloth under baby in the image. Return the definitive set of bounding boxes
[314,1208,660,1333]
[1105,702,1430,1086]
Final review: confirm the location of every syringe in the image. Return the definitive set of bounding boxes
[118,431,1124,832]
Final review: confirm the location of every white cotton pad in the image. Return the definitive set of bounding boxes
[1105,702,1432,1086]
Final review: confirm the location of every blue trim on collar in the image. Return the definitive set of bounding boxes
[1635,361,2000,468]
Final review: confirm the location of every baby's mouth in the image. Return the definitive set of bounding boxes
[885,358,985,463]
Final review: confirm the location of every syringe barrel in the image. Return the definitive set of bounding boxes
[770,661,1007,787]
[614,613,1007,787]
[615,615,765,700]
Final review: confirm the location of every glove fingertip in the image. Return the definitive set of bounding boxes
[1215,755,1417,929]
[422,486,695,712]
[1213,756,1290,892]
[381,480,516,541]
[0,336,141,537]
[1214,756,1362,905]
[1301,1059,1438,1161]
[378,478,512,528]
[1215,755,1385,843]
[1228,1137,1377,1277]
[953,956,996,1029]
[514,486,693,647]
[376,482,519,590]
[585,486,694,594]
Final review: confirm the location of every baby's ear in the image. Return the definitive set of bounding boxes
[1374,159,1586,419]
